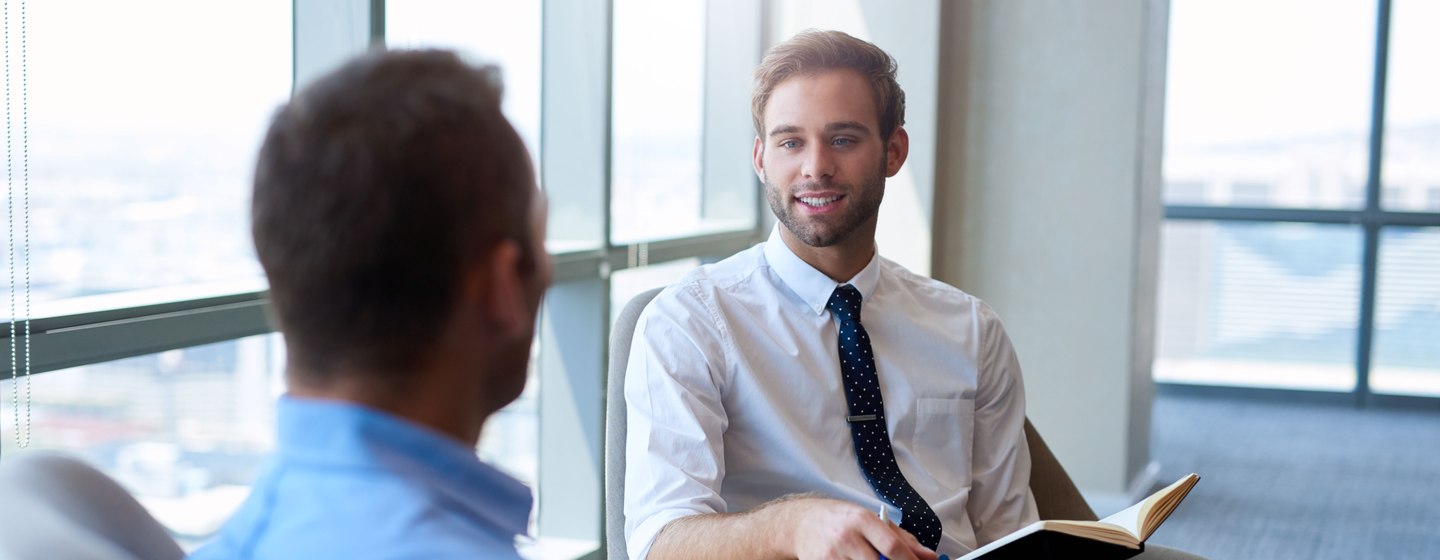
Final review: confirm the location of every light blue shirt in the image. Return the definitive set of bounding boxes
[190,396,531,560]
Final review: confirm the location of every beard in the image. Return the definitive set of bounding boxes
[763,155,886,248]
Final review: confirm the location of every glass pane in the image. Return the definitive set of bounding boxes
[1,1,289,314]
[385,0,542,168]
[1380,0,1440,212]
[1164,0,1376,209]
[1155,221,1361,391]
[5,335,284,549]
[1370,227,1440,396]
[610,0,708,244]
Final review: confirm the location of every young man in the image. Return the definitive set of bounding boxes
[190,49,550,559]
[623,30,1036,560]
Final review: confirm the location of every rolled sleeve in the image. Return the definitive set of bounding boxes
[623,286,731,560]
[966,303,1040,545]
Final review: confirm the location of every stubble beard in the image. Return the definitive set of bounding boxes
[763,156,887,248]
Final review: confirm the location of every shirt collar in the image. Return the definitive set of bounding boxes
[763,225,882,316]
[276,395,532,539]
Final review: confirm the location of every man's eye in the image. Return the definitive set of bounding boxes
[779,140,799,149]
[832,138,853,147]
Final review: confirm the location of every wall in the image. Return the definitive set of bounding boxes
[931,0,1170,511]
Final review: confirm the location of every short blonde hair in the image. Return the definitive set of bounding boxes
[751,30,906,141]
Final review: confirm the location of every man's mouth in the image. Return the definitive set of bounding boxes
[796,194,843,208]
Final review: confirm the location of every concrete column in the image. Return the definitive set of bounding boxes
[932,0,1171,513]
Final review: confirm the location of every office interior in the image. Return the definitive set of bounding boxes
[0,0,1435,559]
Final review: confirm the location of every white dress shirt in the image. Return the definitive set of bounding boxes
[624,229,1038,559]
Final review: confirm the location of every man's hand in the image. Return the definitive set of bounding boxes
[767,497,939,560]
[645,495,940,560]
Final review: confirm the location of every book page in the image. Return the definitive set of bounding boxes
[1098,473,1201,541]
[1098,499,1145,539]
[1039,520,1140,547]
[1139,473,1200,540]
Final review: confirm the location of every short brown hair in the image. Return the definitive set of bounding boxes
[252,49,535,378]
[751,30,906,140]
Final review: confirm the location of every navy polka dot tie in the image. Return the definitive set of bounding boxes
[827,284,943,550]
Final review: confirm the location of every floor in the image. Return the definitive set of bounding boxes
[1145,392,1440,559]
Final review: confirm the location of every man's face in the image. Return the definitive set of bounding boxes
[504,183,551,394]
[487,164,551,411]
[754,69,904,248]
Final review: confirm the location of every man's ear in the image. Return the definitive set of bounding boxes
[885,126,910,178]
[752,136,766,182]
[466,240,528,340]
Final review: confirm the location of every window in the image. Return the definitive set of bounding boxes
[1164,0,1375,210]
[385,0,542,165]
[1230,182,1273,207]
[609,0,759,245]
[1370,227,1440,397]
[1379,0,1440,213]
[4,0,289,313]
[14,335,282,550]
[1155,221,1360,391]
[610,0,708,244]
[1158,0,1440,403]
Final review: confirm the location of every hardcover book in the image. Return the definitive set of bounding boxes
[957,473,1201,560]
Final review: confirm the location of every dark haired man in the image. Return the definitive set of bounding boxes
[190,49,549,559]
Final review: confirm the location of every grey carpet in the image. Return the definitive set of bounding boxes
[1144,393,1440,559]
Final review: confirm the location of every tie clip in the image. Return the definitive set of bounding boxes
[846,414,878,423]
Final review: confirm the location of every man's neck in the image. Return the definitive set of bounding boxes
[779,227,877,282]
[286,363,492,447]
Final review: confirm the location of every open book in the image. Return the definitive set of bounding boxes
[958,473,1200,560]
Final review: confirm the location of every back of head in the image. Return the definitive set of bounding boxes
[751,29,906,140]
[252,50,535,383]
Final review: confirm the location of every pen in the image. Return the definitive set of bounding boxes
[877,506,889,560]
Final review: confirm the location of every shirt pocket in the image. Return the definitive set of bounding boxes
[905,395,976,491]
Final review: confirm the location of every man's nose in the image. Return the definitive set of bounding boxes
[801,146,835,181]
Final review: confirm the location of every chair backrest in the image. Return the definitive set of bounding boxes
[0,452,185,560]
[605,286,664,559]
[1023,418,1098,521]
[603,287,1096,557]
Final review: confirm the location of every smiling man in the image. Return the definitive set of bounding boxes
[623,31,1037,560]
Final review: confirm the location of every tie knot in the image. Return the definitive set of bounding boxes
[826,284,863,322]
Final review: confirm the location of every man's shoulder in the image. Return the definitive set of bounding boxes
[877,256,983,307]
[196,467,522,560]
[198,524,519,560]
[648,243,770,306]
[875,256,1012,334]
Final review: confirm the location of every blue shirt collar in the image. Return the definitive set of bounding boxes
[762,225,882,316]
[275,395,532,539]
